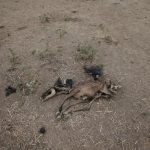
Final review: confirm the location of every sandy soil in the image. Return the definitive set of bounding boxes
[0,0,150,150]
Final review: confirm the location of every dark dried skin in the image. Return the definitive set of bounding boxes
[54,78,74,89]
[84,65,103,80]
[41,78,74,101]
[66,80,105,99]
[5,86,17,97]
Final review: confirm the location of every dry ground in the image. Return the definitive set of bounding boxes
[0,0,150,150]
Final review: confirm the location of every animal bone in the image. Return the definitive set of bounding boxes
[41,88,56,102]
[41,78,73,101]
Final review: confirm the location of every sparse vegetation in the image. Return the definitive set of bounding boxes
[31,49,37,55]
[38,49,56,61]
[75,44,97,62]
[18,79,39,95]
[56,28,67,39]
[1,0,150,150]
[38,49,49,60]
[9,48,21,65]
[32,39,63,62]
[39,14,50,23]
[6,68,40,96]
[64,17,80,22]
[8,48,21,71]
[101,35,118,45]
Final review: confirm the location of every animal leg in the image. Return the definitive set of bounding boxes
[57,100,89,119]
[56,91,70,95]
[61,100,89,114]
[69,94,102,113]
[58,98,71,113]
[58,89,80,113]
[41,88,56,102]
[55,86,71,92]
[56,97,71,118]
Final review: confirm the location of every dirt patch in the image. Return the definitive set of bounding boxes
[0,0,150,150]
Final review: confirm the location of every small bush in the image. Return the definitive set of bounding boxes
[75,45,97,62]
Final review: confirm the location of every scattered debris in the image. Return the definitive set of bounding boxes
[5,86,17,97]
[101,35,118,45]
[84,65,103,80]
[8,48,21,70]
[56,28,67,39]
[64,17,80,22]
[39,14,50,23]
[39,127,46,134]
[103,36,113,44]
[18,79,39,95]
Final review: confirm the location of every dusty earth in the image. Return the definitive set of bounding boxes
[0,0,150,150]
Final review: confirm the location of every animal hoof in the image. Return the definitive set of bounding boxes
[56,111,60,116]
[56,115,61,119]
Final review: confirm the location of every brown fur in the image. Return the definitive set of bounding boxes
[65,80,105,100]
[58,79,110,114]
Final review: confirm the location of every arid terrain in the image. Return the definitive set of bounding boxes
[0,0,150,150]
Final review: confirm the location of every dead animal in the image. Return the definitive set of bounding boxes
[41,66,121,118]
[56,78,119,118]
[41,78,74,102]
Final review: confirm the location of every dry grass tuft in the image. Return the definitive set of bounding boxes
[39,14,50,23]
[8,48,21,70]
[75,44,97,62]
